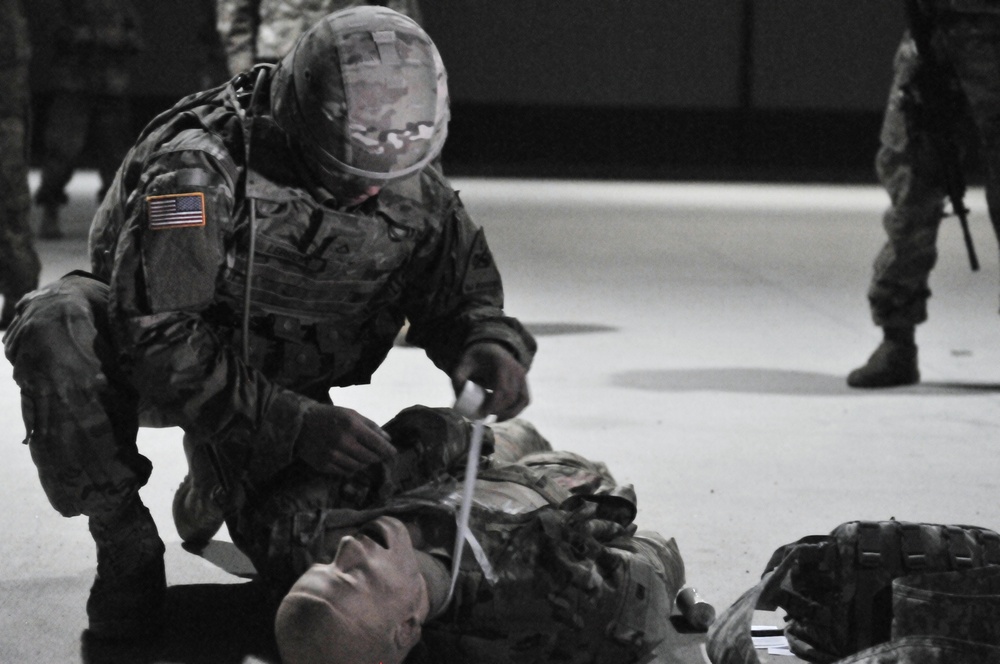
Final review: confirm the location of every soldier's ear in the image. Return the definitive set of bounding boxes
[393,615,422,653]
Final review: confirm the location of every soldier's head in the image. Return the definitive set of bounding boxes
[274,516,430,664]
[270,6,449,204]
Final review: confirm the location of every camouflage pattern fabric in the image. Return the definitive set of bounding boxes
[4,61,532,518]
[45,0,143,95]
[892,566,1000,647]
[33,0,142,207]
[0,0,40,315]
[217,0,424,75]
[706,521,1000,664]
[231,407,685,664]
[2,273,149,519]
[87,67,532,485]
[866,8,1000,327]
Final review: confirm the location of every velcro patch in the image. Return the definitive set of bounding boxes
[146,192,206,229]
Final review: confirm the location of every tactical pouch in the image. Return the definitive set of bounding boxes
[706,520,1000,664]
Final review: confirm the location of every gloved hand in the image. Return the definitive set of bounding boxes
[294,404,396,476]
[450,342,530,421]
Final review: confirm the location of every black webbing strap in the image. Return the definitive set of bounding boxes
[975,528,1000,566]
[901,523,928,570]
[946,526,974,569]
[853,522,886,651]
[857,522,883,568]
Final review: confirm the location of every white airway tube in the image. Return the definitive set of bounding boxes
[446,382,488,605]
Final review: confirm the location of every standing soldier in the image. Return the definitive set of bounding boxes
[0,0,40,329]
[848,0,1000,388]
[217,0,424,77]
[4,7,533,639]
[32,0,143,239]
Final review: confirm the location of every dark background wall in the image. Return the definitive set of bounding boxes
[25,0,912,182]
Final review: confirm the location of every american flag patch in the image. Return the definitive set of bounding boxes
[146,192,206,229]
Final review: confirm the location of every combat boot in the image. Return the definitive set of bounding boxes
[172,473,226,549]
[847,327,919,388]
[86,495,166,639]
[38,204,63,239]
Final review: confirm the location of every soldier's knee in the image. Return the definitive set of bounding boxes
[4,273,113,391]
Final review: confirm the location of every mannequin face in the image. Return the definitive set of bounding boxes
[275,516,430,664]
[308,516,425,607]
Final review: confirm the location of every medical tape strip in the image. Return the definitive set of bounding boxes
[445,417,498,605]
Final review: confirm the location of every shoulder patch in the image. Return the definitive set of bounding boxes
[146,192,206,229]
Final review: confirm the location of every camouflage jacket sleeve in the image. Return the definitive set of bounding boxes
[400,182,537,374]
[108,148,312,476]
[218,0,260,75]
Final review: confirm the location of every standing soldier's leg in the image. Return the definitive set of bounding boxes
[33,91,93,239]
[849,35,948,388]
[92,92,133,204]
[942,11,1000,294]
[2,273,165,639]
[0,34,40,330]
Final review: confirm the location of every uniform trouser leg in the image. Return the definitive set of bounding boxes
[867,36,949,329]
[941,13,1000,293]
[33,91,93,207]
[3,273,165,636]
[0,68,40,320]
[2,273,150,519]
[91,93,132,203]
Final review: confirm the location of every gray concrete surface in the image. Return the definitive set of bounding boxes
[2,172,999,663]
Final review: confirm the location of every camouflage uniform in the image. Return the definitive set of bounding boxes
[0,0,40,328]
[217,0,424,76]
[233,407,686,664]
[3,66,535,527]
[866,0,1000,328]
[33,0,143,229]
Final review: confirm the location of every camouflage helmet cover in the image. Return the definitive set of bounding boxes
[271,6,449,182]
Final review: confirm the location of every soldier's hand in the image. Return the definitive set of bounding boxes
[451,342,530,421]
[295,404,396,476]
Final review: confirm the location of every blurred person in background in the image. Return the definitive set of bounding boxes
[0,0,40,329]
[32,0,143,239]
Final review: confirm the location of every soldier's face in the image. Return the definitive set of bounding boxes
[333,177,382,206]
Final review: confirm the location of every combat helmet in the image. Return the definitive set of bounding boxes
[270,6,449,184]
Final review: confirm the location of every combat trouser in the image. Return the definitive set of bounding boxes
[2,272,149,518]
[0,64,40,323]
[868,12,1000,327]
[34,91,133,208]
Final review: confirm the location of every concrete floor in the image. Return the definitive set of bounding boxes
[3,172,1000,663]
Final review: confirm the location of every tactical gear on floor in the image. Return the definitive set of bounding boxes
[86,496,166,640]
[172,473,226,548]
[706,520,1000,664]
[847,338,919,388]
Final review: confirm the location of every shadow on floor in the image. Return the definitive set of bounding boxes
[611,368,1000,396]
[525,322,618,336]
[82,580,279,664]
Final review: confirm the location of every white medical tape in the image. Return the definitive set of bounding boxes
[445,417,485,605]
